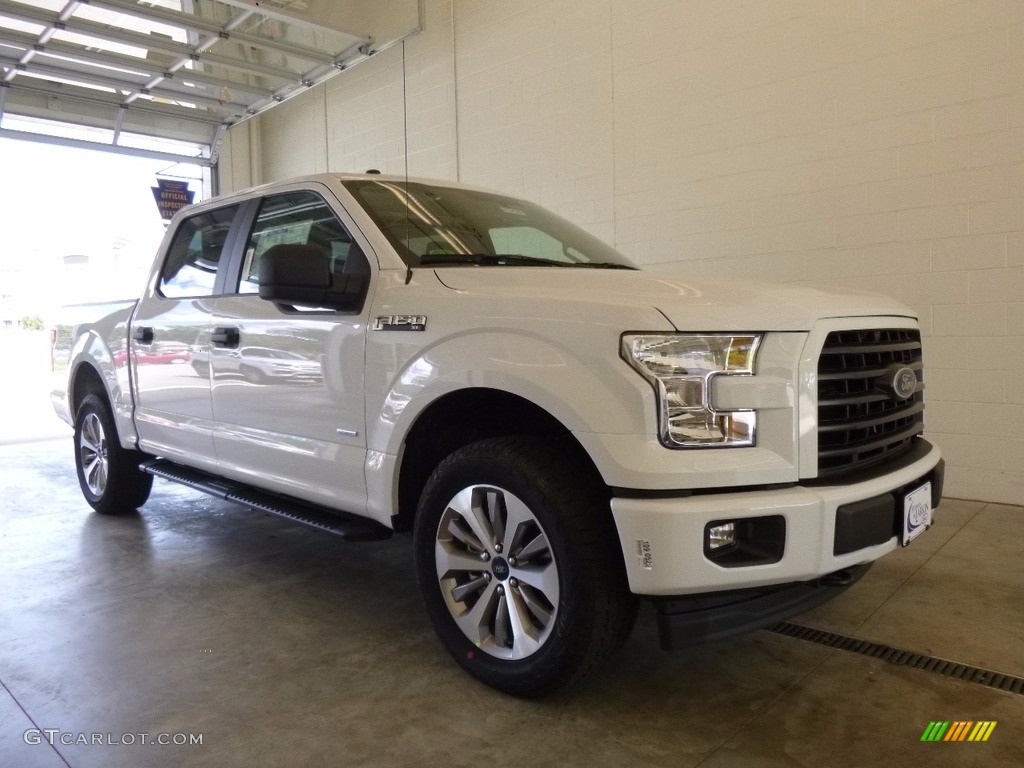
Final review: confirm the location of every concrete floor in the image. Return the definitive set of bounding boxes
[2,438,1022,768]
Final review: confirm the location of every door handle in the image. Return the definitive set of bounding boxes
[131,326,154,344]
[210,327,240,348]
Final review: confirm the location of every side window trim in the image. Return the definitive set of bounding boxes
[216,198,260,297]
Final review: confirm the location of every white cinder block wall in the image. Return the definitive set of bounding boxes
[220,0,1024,505]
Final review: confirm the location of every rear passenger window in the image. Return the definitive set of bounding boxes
[238,191,368,294]
[159,206,238,298]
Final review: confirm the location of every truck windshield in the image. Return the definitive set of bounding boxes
[342,179,636,269]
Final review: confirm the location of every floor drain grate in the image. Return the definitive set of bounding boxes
[769,621,1024,696]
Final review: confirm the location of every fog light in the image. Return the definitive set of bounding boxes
[704,516,786,567]
[707,522,736,551]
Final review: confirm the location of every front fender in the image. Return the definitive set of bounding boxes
[366,329,659,460]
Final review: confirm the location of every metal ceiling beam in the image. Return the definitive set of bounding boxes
[0,125,212,165]
[225,2,426,127]
[216,0,371,42]
[0,1,197,59]
[0,53,249,115]
[209,122,227,165]
[0,27,275,99]
[111,104,125,143]
[193,48,303,82]
[125,7,248,110]
[89,0,352,65]
[6,100,216,146]
[0,2,308,83]
[0,0,416,169]
[263,39,364,104]
[5,90,217,144]
[4,77,224,125]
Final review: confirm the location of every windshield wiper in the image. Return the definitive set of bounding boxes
[419,254,637,269]
[419,253,567,267]
[572,262,638,270]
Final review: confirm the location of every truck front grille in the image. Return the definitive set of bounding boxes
[817,328,924,479]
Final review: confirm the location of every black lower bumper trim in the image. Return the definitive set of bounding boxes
[651,563,871,651]
[833,459,945,555]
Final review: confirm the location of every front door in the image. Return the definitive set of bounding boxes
[206,189,372,515]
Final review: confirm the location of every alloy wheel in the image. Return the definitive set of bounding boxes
[78,412,108,496]
[434,484,560,660]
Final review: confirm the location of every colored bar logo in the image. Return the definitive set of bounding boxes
[921,721,996,742]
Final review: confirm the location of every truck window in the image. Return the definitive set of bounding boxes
[237,191,368,294]
[159,205,239,298]
[342,179,635,269]
[490,226,583,263]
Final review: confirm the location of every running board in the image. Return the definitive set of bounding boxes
[141,459,392,542]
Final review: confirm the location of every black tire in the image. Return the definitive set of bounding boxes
[413,437,637,696]
[74,394,153,515]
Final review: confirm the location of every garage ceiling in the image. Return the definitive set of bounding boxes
[0,0,404,165]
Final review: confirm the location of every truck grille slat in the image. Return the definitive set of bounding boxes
[818,361,922,381]
[819,340,921,356]
[819,401,925,434]
[823,392,902,407]
[818,421,926,460]
[817,329,924,478]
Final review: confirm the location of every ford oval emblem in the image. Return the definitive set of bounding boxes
[890,365,917,400]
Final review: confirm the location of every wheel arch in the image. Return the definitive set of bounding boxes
[393,387,608,532]
[68,358,141,452]
[70,361,107,420]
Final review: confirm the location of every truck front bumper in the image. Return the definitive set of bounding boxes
[610,440,943,597]
[651,563,870,650]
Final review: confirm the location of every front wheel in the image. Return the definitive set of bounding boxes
[413,437,637,696]
[74,394,153,515]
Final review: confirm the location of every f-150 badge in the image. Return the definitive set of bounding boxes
[373,315,427,331]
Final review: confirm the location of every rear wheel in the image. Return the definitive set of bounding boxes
[74,394,153,515]
[414,437,637,696]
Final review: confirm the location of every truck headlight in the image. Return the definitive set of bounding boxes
[622,333,762,448]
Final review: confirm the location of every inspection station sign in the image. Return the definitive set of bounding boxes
[151,179,195,220]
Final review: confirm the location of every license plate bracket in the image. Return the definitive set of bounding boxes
[902,481,933,546]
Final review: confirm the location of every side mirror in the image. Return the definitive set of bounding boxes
[257,244,367,312]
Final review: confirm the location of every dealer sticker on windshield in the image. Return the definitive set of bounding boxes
[902,482,933,546]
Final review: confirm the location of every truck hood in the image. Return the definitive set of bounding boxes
[433,267,914,331]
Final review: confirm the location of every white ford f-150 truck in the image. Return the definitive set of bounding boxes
[52,173,944,696]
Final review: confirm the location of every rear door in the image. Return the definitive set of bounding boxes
[131,203,243,470]
[206,186,374,515]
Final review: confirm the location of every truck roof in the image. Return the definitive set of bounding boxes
[202,172,501,210]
